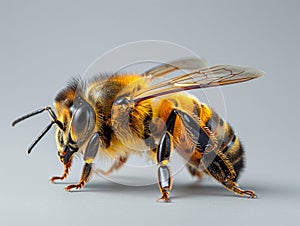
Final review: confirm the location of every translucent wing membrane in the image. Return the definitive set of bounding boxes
[143,57,208,77]
[133,64,264,103]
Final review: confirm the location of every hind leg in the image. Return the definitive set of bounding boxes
[174,109,256,198]
[221,181,256,198]
[201,151,256,198]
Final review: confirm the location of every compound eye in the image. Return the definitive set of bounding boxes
[71,103,95,141]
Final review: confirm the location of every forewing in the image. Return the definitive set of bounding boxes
[133,65,264,103]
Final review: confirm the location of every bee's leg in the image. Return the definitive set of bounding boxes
[50,147,77,183]
[174,109,256,198]
[201,151,256,198]
[65,133,101,191]
[95,156,128,176]
[222,181,257,198]
[157,164,172,203]
[172,108,212,182]
[65,162,93,191]
[156,110,178,203]
[50,159,73,183]
[186,164,204,180]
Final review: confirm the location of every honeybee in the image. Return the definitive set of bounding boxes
[12,58,264,202]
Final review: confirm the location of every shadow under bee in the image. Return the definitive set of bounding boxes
[67,179,251,199]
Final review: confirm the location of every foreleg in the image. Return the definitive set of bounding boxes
[65,133,101,191]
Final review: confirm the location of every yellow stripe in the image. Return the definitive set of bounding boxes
[85,158,94,164]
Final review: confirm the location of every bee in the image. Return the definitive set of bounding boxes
[12,58,264,202]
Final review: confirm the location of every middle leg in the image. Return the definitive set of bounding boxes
[95,155,128,176]
[186,164,205,179]
[155,109,178,202]
[155,107,212,202]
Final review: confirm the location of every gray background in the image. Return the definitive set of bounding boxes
[1,0,300,225]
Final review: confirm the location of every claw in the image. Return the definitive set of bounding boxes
[64,184,82,192]
[242,190,257,199]
[157,190,172,203]
[157,196,172,203]
[50,176,64,184]
[228,183,257,199]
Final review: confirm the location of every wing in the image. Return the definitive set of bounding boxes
[133,64,264,103]
[143,57,209,77]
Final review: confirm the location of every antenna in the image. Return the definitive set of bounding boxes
[12,106,64,154]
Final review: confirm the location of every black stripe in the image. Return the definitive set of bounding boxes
[222,134,236,154]
[142,108,153,139]
[129,104,153,142]
[233,157,244,174]
[219,118,224,127]
[223,125,235,146]
[202,152,231,181]
[192,100,201,116]
[232,147,245,180]
[223,136,244,162]
[102,124,112,148]
[231,134,236,143]
[206,111,220,132]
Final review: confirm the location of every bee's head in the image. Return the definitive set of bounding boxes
[12,79,96,164]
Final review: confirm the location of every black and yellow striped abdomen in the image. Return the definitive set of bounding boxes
[151,93,245,182]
